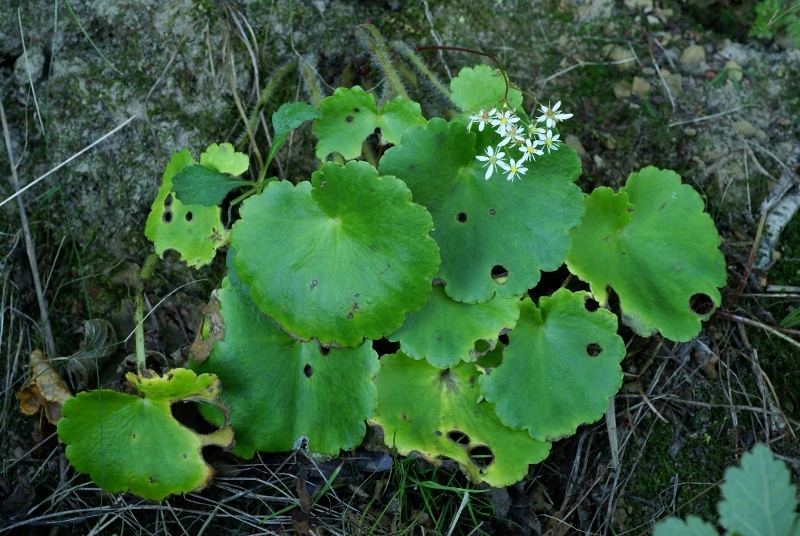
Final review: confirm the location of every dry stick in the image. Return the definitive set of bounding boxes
[729,210,767,307]
[715,309,800,349]
[0,99,56,361]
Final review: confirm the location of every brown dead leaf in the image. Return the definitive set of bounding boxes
[16,349,73,424]
[189,291,224,364]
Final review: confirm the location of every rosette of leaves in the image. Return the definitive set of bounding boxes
[566,167,726,342]
[480,289,626,441]
[190,277,379,458]
[313,86,426,160]
[57,368,233,501]
[231,160,440,347]
[379,118,583,304]
[370,352,551,487]
[145,144,248,268]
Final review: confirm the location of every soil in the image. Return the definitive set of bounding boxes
[1,0,799,534]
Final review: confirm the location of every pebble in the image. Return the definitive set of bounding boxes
[603,44,636,70]
[564,134,587,157]
[632,76,651,97]
[733,120,757,137]
[14,47,45,85]
[666,73,683,96]
[680,45,706,66]
[614,79,633,98]
[725,59,744,81]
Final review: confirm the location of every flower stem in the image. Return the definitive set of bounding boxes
[135,253,160,372]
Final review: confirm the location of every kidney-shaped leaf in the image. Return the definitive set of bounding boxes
[231,160,439,347]
[145,149,230,268]
[480,289,625,442]
[371,352,550,487]
[190,278,379,458]
[449,64,523,112]
[379,118,583,303]
[388,284,520,369]
[718,443,798,536]
[57,368,233,501]
[314,87,426,160]
[566,167,726,342]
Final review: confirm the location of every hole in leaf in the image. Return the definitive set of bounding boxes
[586,343,602,357]
[690,293,715,316]
[469,445,495,469]
[584,297,600,312]
[345,115,354,123]
[498,333,510,346]
[489,208,496,216]
[164,194,173,207]
[318,346,330,356]
[185,211,193,222]
[149,476,156,484]
[162,210,173,224]
[473,339,490,354]
[353,107,361,113]
[372,338,400,356]
[491,265,509,285]
[170,402,219,434]
[447,430,470,445]
[456,212,467,223]
[304,364,313,378]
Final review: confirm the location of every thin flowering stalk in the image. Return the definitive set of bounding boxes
[475,146,506,180]
[498,158,527,182]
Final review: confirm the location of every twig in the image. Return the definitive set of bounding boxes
[715,310,800,350]
[0,98,56,361]
[729,210,767,307]
[668,106,743,127]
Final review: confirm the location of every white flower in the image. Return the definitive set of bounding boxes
[497,122,526,147]
[536,101,573,129]
[498,158,528,182]
[537,129,561,153]
[489,109,520,136]
[475,145,506,180]
[468,108,496,132]
[519,137,544,162]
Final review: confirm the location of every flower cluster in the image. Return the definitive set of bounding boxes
[470,101,573,182]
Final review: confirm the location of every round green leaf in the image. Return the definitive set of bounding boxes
[144,149,230,268]
[379,118,583,303]
[449,64,523,112]
[199,142,249,176]
[565,167,726,341]
[231,160,439,347]
[371,353,550,487]
[480,289,625,442]
[57,369,234,501]
[190,278,379,458]
[388,284,520,369]
[314,87,426,160]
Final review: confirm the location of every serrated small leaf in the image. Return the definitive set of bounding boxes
[171,165,251,206]
[371,352,550,487]
[388,285,520,369]
[57,368,233,501]
[566,167,726,342]
[190,278,379,457]
[144,149,230,268]
[449,64,523,112]
[653,516,719,536]
[272,101,322,137]
[199,142,249,176]
[718,443,798,536]
[231,160,440,347]
[480,289,625,442]
[379,118,583,303]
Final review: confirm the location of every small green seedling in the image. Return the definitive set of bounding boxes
[57,63,726,498]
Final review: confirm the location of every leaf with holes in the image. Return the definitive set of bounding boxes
[190,277,379,457]
[565,167,726,342]
[449,64,523,112]
[480,289,625,442]
[718,443,799,536]
[388,284,520,369]
[370,352,550,487]
[231,160,440,347]
[379,118,583,304]
[313,87,426,160]
[56,368,233,501]
[145,149,230,268]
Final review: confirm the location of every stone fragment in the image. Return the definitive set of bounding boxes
[733,120,756,137]
[680,45,706,66]
[603,44,635,70]
[632,76,651,97]
[624,0,653,8]
[614,79,633,98]
[665,73,683,97]
[725,59,743,81]
[14,47,45,85]
[564,134,586,157]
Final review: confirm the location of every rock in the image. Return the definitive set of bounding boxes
[565,134,586,156]
[624,0,653,9]
[603,44,636,70]
[632,76,651,97]
[680,45,706,66]
[725,59,743,81]
[14,46,45,85]
[665,73,683,96]
[733,120,757,137]
[614,79,633,98]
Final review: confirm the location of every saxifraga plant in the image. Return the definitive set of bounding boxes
[56,53,726,500]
